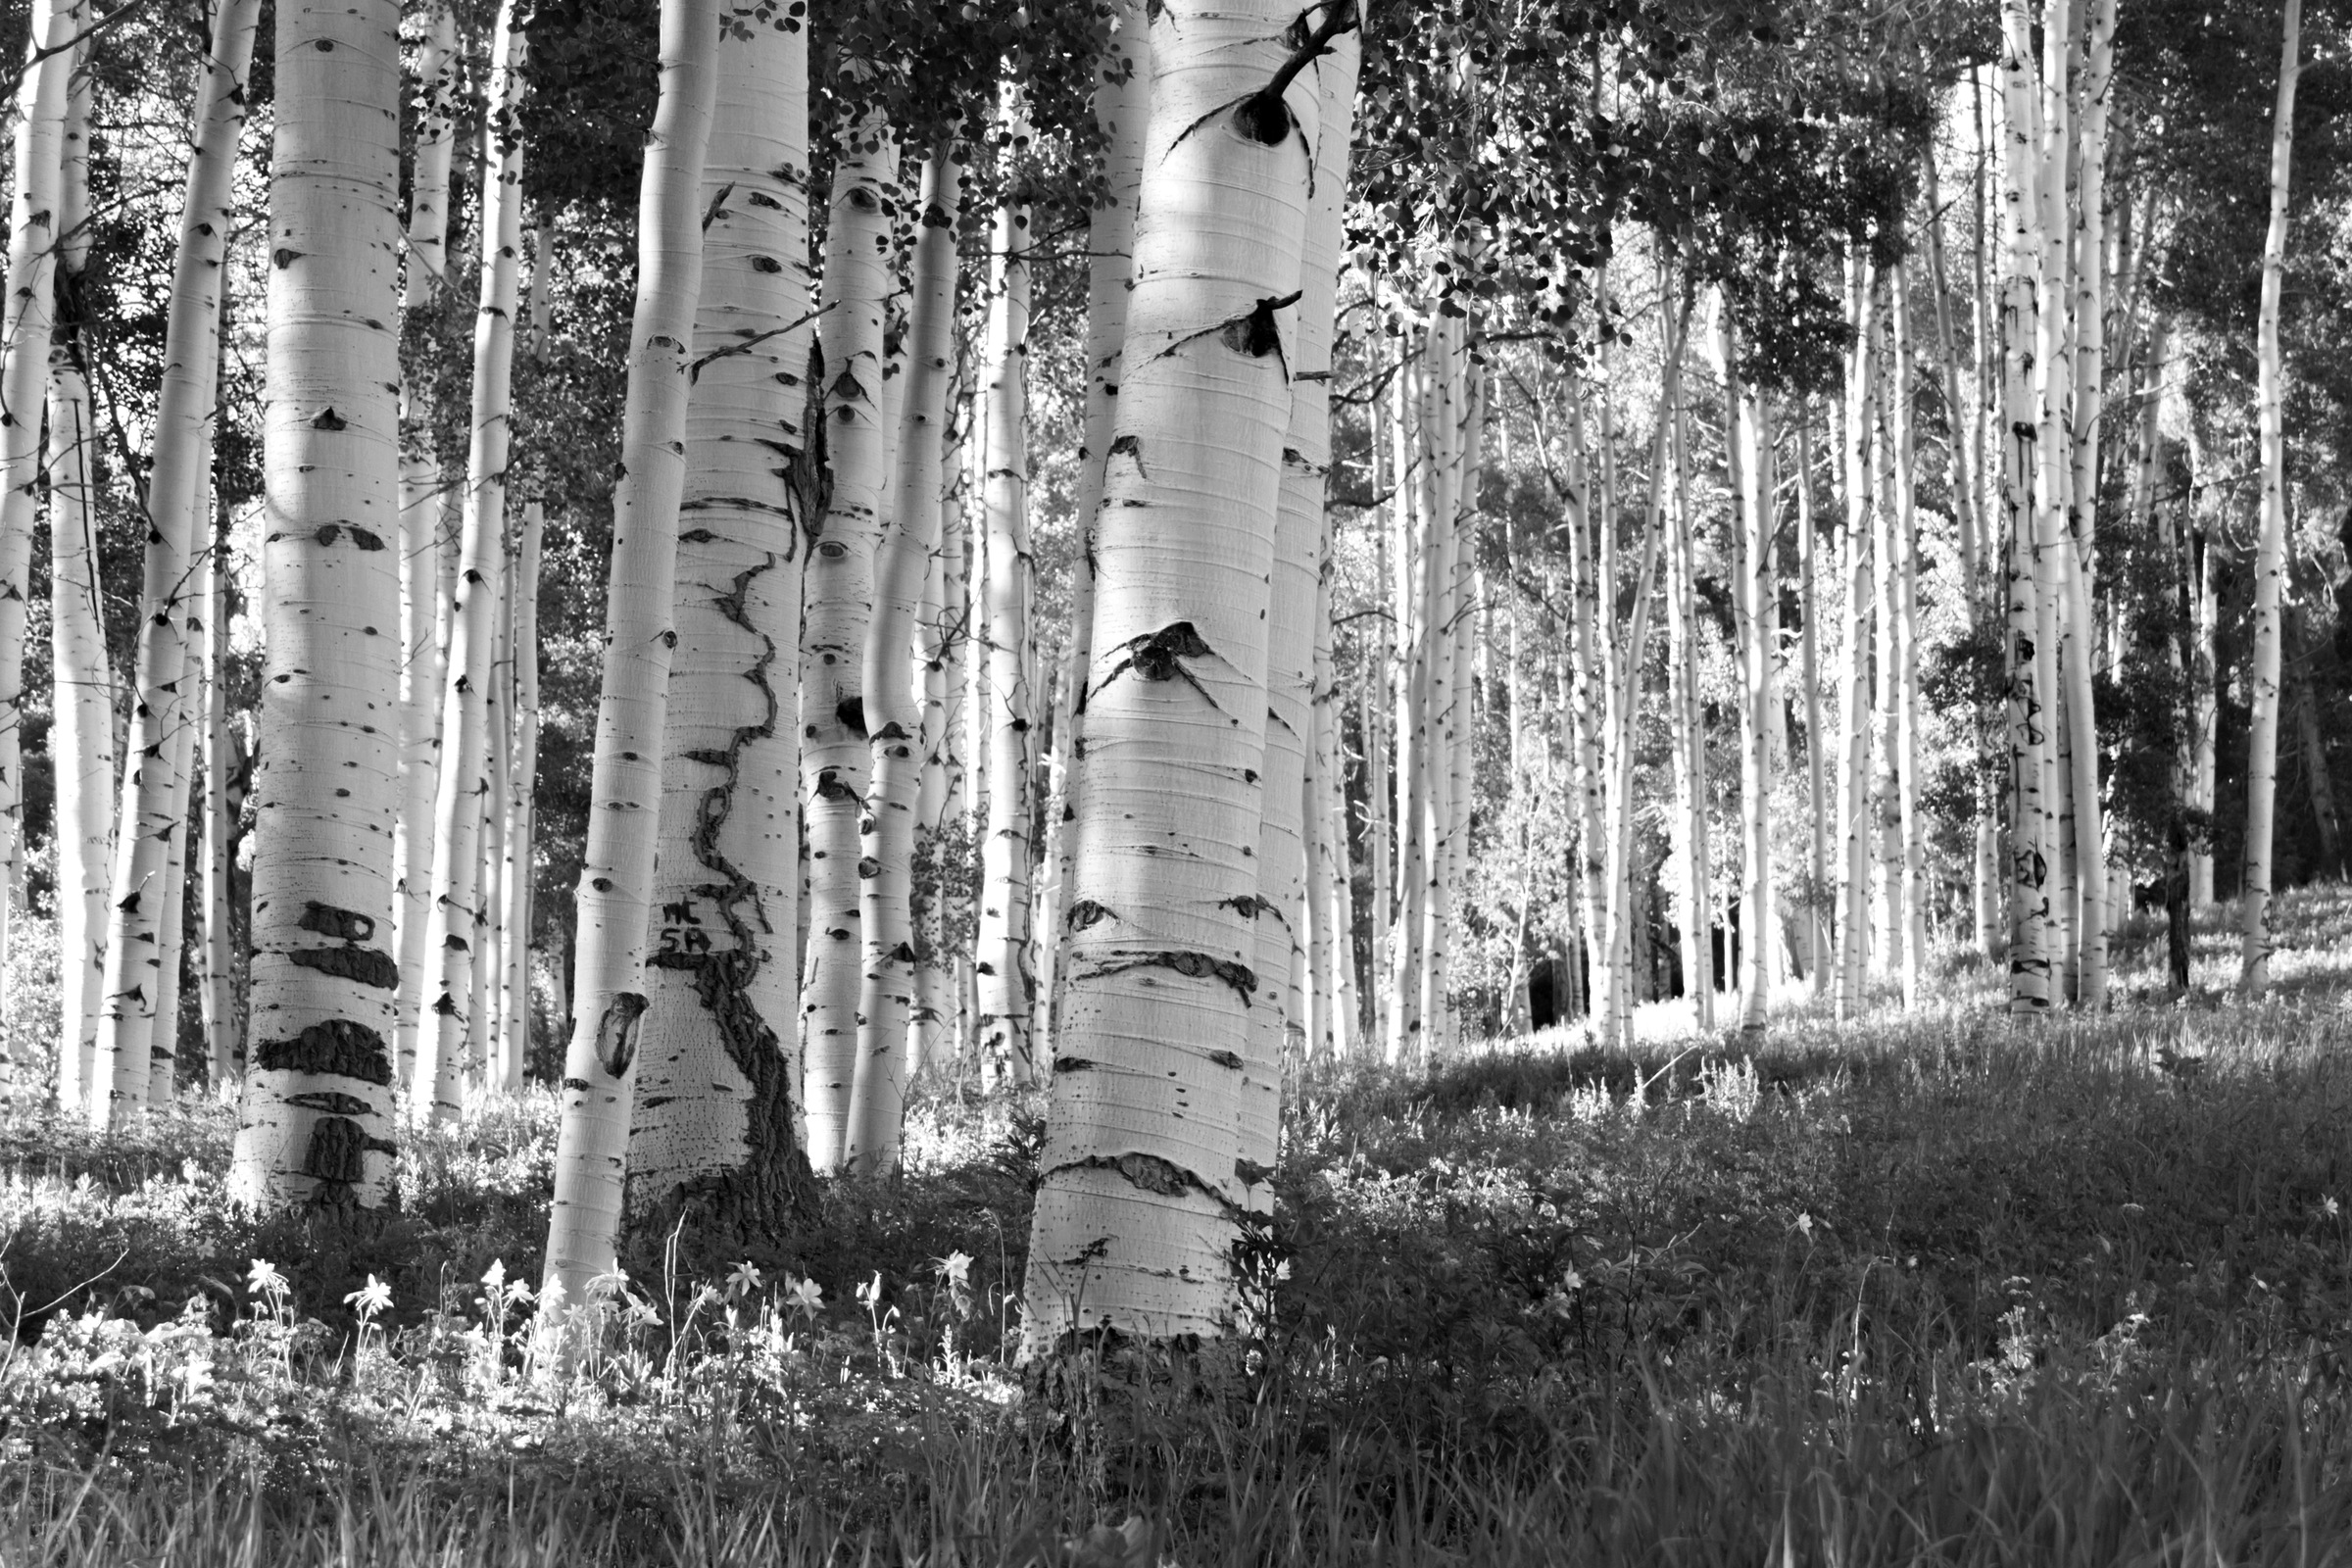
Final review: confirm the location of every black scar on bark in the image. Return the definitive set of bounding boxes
[312,407,346,430]
[1207,1050,1244,1069]
[252,1017,393,1085]
[286,1091,373,1115]
[594,993,648,1078]
[289,902,398,988]
[1095,622,1228,712]
[1108,432,1146,476]
[1054,1055,1095,1074]
[315,524,386,550]
[1043,1152,1246,1219]
[836,696,867,737]
[1220,894,1276,919]
[1088,949,1257,1002]
[1067,899,1114,930]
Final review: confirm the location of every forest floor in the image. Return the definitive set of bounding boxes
[8,892,2352,1565]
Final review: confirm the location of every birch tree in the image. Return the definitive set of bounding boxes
[226,0,407,1209]
[2239,0,2301,996]
[1024,0,1329,1348]
[542,0,719,1308]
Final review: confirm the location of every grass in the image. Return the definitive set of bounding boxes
[6,891,2352,1563]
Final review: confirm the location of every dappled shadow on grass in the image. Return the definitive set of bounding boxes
[10,884,2352,1561]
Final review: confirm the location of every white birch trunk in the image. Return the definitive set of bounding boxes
[2239,0,2300,995]
[620,17,814,1228]
[540,0,718,1307]
[49,351,113,1105]
[798,119,897,1169]
[1024,0,1317,1347]
[1836,263,1877,1019]
[198,510,239,1082]
[416,0,528,1122]
[2000,1,2052,1011]
[847,151,959,1170]
[0,0,74,1093]
[392,1,460,1089]
[226,0,407,1208]
[973,201,1036,1091]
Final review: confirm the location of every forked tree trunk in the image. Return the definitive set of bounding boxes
[624,17,815,1231]
[416,0,528,1122]
[973,200,1037,1091]
[2240,0,2301,995]
[1024,0,1320,1348]
[392,0,460,1089]
[225,0,407,1209]
[847,151,959,1171]
[540,0,718,1308]
[798,118,897,1169]
[0,0,77,1093]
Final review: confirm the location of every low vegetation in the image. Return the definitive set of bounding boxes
[7,892,2352,1564]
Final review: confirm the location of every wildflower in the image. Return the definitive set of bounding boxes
[785,1275,823,1320]
[247,1259,289,1298]
[931,1251,973,1292]
[857,1271,884,1312]
[726,1259,765,1298]
[344,1275,393,1319]
[482,1258,508,1292]
[585,1267,630,1303]
[2324,1196,2341,1219]
[1793,1212,1813,1239]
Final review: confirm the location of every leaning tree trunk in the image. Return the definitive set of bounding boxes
[798,118,897,1170]
[847,151,960,1172]
[0,0,77,1094]
[973,198,1038,1092]
[540,0,719,1310]
[1023,0,1322,1349]
[624,12,817,1228]
[2240,0,2301,996]
[416,0,528,1122]
[392,0,460,1090]
[225,0,407,1210]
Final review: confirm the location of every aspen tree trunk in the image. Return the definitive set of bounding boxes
[0,0,74,1089]
[1365,543,1389,1050]
[799,121,897,1166]
[479,543,514,1080]
[393,1,460,1089]
[1665,392,1710,1025]
[540,0,718,1307]
[1836,263,1877,1018]
[495,236,552,1092]
[1308,552,1354,1057]
[1890,268,1926,1006]
[2060,0,2115,1008]
[1999,0,2052,1011]
[198,512,239,1082]
[1047,0,1151,1045]
[915,389,969,1071]
[2189,521,2220,905]
[847,152,959,1170]
[2239,0,2300,996]
[1251,26,1353,1109]
[623,18,815,1224]
[225,0,406,1208]
[49,352,113,1104]
[1435,363,1481,1052]
[88,0,254,1113]
[973,199,1037,1090]
[148,566,205,1103]
[1723,321,1774,1034]
[2032,0,2078,1004]
[1415,330,1463,1055]
[1922,154,1983,603]
[1024,0,1319,1347]
[1795,410,1830,994]
[1870,333,1904,982]
[1383,349,1429,1061]
[1564,393,1608,1030]
[415,0,528,1122]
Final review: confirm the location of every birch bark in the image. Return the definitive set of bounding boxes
[541,0,718,1307]
[1023,0,1319,1346]
[226,0,407,1208]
